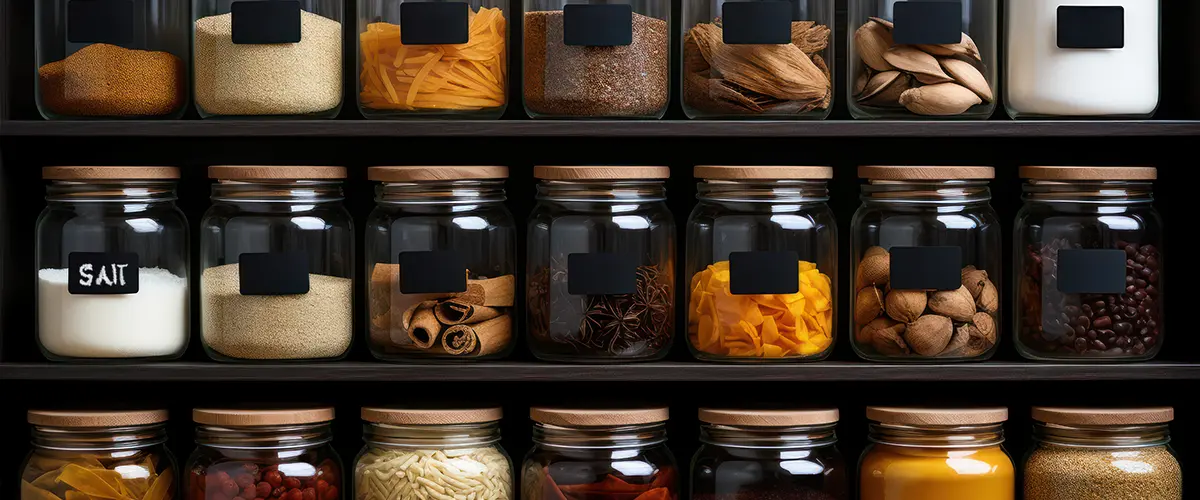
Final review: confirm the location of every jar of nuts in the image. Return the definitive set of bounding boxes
[851,166,1001,362]
[1014,166,1163,361]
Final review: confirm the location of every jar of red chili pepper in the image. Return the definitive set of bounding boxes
[185,408,342,500]
[521,408,678,500]
[692,409,848,500]
[1014,166,1163,361]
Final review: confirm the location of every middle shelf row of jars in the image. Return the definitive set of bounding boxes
[36,0,1160,120]
[36,164,1163,364]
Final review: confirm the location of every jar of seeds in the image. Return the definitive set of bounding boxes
[1024,407,1181,500]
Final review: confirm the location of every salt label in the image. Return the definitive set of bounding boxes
[68,252,139,295]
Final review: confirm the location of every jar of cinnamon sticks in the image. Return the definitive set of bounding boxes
[365,166,518,361]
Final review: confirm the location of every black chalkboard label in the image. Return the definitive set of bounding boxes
[568,253,638,295]
[563,4,633,47]
[1057,249,1127,294]
[232,0,302,45]
[401,1,470,45]
[730,251,799,295]
[1057,6,1124,49]
[239,252,310,295]
[889,246,962,291]
[399,251,468,293]
[891,1,962,45]
[721,1,792,45]
[68,252,140,295]
[67,0,135,44]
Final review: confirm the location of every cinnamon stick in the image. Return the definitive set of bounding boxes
[405,301,443,349]
[372,263,454,349]
[435,302,503,325]
[449,275,515,307]
[441,315,512,356]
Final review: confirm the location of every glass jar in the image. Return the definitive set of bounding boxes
[185,408,342,500]
[1024,407,1180,500]
[523,0,670,118]
[526,166,676,362]
[357,0,508,119]
[22,410,177,500]
[200,166,354,362]
[847,0,997,119]
[692,409,847,500]
[365,166,517,361]
[850,166,1001,362]
[685,166,837,362]
[1005,0,1159,118]
[193,0,344,118]
[522,408,679,500]
[354,408,513,500]
[35,0,188,119]
[1014,166,1162,361]
[860,407,1014,500]
[36,167,189,362]
[681,0,833,119]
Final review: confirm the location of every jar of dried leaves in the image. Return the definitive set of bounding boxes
[681,0,833,119]
[850,166,1002,362]
[526,166,676,362]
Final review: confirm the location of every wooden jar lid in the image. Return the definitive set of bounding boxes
[694,166,833,180]
[534,166,671,180]
[858,165,995,180]
[368,166,509,181]
[193,408,335,426]
[209,165,347,180]
[43,166,180,180]
[28,410,169,427]
[530,407,669,426]
[1032,407,1174,426]
[866,407,1008,426]
[698,408,839,426]
[362,407,503,425]
[1019,166,1157,181]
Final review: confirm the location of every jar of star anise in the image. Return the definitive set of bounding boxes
[1015,166,1163,361]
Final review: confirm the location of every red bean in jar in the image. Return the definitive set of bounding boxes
[186,408,342,500]
[1014,166,1163,361]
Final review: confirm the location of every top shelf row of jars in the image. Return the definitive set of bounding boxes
[34,0,1159,120]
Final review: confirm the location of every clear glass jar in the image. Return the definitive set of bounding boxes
[681,0,833,119]
[185,408,342,500]
[358,0,508,119]
[523,0,670,118]
[847,0,997,119]
[850,166,1001,362]
[526,166,676,362]
[34,0,188,119]
[1014,166,1162,361]
[365,167,517,361]
[200,166,354,362]
[685,166,837,362]
[692,409,847,500]
[522,408,679,500]
[22,410,177,500]
[859,407,1014,500]
[1005,0,1159,118]
[354,408,512,500]
[193,0,344,118]
[36,167,189,362]
[1024,407,1180,500]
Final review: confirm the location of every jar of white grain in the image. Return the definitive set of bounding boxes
[36,166,190,361]
[1004,0,1159,118]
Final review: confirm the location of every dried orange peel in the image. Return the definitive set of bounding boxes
[21,454,174,500]
[688,260,833,358]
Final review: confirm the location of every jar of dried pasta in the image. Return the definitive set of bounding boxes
[354,408,512,500]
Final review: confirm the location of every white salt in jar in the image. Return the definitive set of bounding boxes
[1005,0,1159,118]
[35,166,190,361]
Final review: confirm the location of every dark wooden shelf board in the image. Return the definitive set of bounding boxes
[0,361,1196,382]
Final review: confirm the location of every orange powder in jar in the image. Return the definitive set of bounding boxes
[860,441,1014,500]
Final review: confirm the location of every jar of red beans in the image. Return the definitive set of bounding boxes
[185,408,342,500]
[1014,166,1163,361]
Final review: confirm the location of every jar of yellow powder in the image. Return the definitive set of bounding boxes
[685,166,837,361]
[860,406,1015,500]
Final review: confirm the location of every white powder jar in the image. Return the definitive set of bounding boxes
[1005,0,1160,118]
